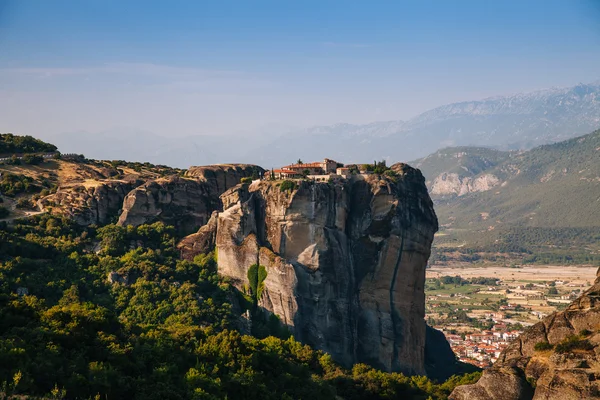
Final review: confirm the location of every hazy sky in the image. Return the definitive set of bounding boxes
[1,0,600,139]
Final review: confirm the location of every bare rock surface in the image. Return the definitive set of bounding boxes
[430,172,501,196]
[214,164,438,374]
[117,176,219,235]
[184,164,264,193]
[177,211,219,260]
[119,165,262,235]
[39,180,134,225]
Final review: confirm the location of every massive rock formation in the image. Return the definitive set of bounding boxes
[31,162,263,232]
[184,164,264,193]
[119,165,263,235]
[178,211,219,260]
[39,180,135,225]
[117,176,220,235]
[450,267,600,400]
[213,164,438,374]
[425,324,477,381]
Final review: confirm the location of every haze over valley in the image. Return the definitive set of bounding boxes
[46,81,600,168]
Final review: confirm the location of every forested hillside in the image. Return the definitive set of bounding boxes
[0,215,479,399]
[415,130,600,265]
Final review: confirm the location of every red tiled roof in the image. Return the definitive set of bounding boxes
[273,169,301,174]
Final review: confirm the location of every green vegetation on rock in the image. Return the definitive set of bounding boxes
[534,341,554,351]
[279,180,297,192]
[0,133,57,155]
[247,263,267,303]
[555,334,594,353]
[0,214,480,399]
[0,174,41,197]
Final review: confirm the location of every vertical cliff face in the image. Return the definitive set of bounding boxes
[214,164,438,374]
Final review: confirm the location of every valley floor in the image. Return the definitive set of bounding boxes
[425,263,597,368]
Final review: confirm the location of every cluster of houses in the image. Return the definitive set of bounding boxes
[442,325,524,368]
[272,158,357,181]
[426,279,592,369]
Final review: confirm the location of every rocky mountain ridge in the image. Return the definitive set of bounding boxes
[47,82,600,167]
[28,161,262,234]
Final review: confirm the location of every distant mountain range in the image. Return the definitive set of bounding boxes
[412,130,600,264]
[48,82,600,168]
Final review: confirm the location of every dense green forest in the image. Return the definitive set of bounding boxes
[0,134,57,155]
[0,215,479,399]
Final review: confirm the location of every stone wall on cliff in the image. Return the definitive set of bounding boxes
[213,164,438,375]
[450,267,600,400]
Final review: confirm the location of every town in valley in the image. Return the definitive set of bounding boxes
[425,263,596,368]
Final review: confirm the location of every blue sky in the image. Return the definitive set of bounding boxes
[1,0,600,138]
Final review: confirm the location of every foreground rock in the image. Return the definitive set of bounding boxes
[214,164,438,375]
[450,267,600,399]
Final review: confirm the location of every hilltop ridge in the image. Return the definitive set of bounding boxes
[44,82,600,167]
[411,130,600,265]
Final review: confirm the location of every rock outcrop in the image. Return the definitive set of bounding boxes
[119,165,263,235]
[177,211,219,260]
[450,267,600,400]
[430,172,501,196]
[117,176,220,235]
[39,181,135,225]
[213,164,438,374]
[184,164,264,193]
